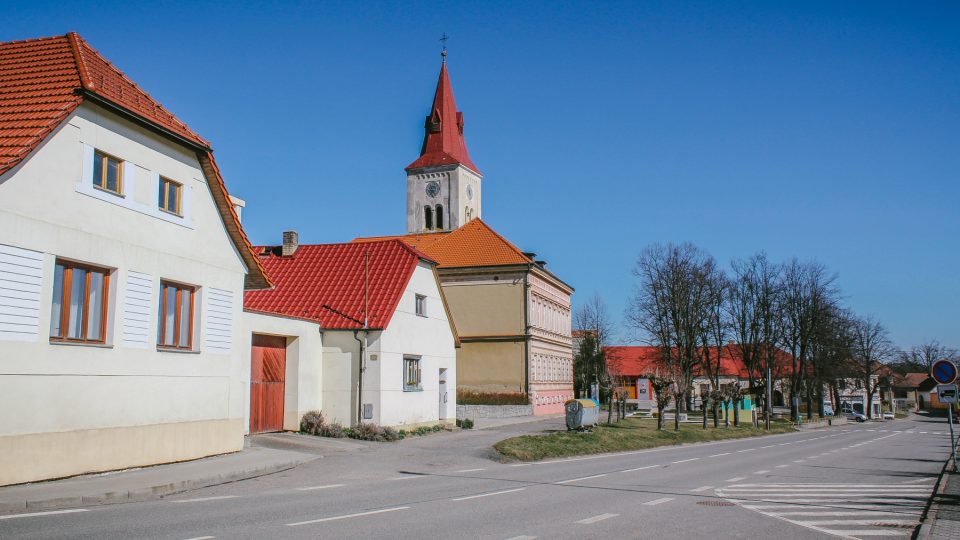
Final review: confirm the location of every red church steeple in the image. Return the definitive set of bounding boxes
[405,58,480,174]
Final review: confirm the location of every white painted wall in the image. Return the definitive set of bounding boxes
[240,311,324,431]
[0,103,249,485]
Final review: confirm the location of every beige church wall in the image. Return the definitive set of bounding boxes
[456,341,526,393]
[440,281,524,337]
[0,103,249,484]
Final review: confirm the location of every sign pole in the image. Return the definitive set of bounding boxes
[949,406,957,472]
[765,367,771,430]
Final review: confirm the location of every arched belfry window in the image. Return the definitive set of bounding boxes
[435,205,444,229]
[424,206,433,231]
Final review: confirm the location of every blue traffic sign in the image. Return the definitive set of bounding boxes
[932,359,958,385]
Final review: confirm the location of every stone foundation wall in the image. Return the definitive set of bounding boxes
[456,404,533,419]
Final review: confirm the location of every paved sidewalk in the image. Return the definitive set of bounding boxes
[0,443,317,514]
[471,413,565,430]
[919,431,960,539]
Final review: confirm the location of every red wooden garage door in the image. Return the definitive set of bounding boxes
[250,334,286,433]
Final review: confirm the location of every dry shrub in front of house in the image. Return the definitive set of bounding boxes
[349,422,398,442]
[300,410,325,435]
[320,422,346,438]
[457,391,529,405]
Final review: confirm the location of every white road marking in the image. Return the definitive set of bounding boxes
[452,488,526,501]
[557,474,607,484]
[287,506,410,526]
[621,465,659,472]
[576,513,619,524]
[296,484,345,491]
[643,497,674,506]
[389,475,426,481]
[456,468,486,473]
[171,496,239,503]
[902,477,935,484]
[671,458,699,464]
[718,480,932,538]
[737,448,755,453]
[0,508,89,520]
[760,445,776,449]
[690,485,714,492]
[181,537,216,540]
[708,452,731,457]
[775,465,789,468]
[753,470,770,475]
[725,477,746,482]
[506,536,537,540]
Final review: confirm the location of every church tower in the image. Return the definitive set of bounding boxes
[405,54,482,234]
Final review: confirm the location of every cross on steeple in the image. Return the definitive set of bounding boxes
[440,33,449,62]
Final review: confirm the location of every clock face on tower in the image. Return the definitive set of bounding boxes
[467,184,473,200]
[425,181,440,198]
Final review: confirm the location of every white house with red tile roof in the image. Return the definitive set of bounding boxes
[243,235,458,429]
[0,33,269,485]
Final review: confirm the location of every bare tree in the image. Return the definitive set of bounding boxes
[697,261,729,428]
[779,259,838,421]
[574,293,616,399]
[851,315,896,419]
[648,373,674,431]
[727,253,783,416]
[627,243,715,431]
[905,340,958,373]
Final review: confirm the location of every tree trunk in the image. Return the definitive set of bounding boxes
[674,393,681,432]
[702,399,708,430]
[607,394,614,425]
[733,399,740,427]
[712,400,719,428]
[657,405,665,430]
[724,401,730,428]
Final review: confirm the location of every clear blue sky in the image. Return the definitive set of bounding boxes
[5,1,958,350]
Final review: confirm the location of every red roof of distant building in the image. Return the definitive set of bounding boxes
[405,61,480,174]
[0,33,269,289]
[244,240,433,330]
[900,372,932,389]
[604,344,794,379]
[353,218,531,268]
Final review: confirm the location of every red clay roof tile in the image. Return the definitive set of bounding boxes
[405,61,479,174]
[244,240,431,330]
[0,33,270,289]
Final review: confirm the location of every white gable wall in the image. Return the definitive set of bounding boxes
[0,103,249,485]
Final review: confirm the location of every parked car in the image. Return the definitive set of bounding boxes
[882,411,894,420]
[844,411,867,422]
[823,404,834,416]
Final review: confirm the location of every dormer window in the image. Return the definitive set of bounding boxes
[158,177,182,215]
[93,150,122,195]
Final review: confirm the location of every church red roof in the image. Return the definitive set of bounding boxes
[244,240,433,330]
[405,61,480,174]
[0,33,270,289]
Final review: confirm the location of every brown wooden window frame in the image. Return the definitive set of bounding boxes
[49,260,110,344]
[92,149,123,196]
[158,176,183,216]
[403,355,422,391]
[157,280,195,350]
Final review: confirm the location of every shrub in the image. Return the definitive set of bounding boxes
[382,426,399,441]
[320,421,346,438]
[349,422,383,441]
[432,424,444,432]
[300,410,325,435]
[456,418,474,429]
[457,391,529,405]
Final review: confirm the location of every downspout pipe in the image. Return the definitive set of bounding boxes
[353,330,366,426]
[523,264,532,397]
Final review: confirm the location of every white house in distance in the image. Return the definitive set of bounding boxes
[243,233,458,429]
[0,33,271,486]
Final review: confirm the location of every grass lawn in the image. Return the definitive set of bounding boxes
[493,417,796,461]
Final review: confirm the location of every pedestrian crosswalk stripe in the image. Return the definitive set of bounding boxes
[717,481,932,539]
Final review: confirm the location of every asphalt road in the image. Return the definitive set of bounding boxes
[1,415,954,540]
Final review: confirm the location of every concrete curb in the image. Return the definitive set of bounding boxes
[0,459,304,513]
[916,451,955,539]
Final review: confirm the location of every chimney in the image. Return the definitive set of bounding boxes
[229,195,246,223]
[282,230,299,256]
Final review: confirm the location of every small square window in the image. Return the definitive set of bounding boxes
[415,294,427,317]
[93,150,123,195]
[404,356,422,391]
[158,281,195,349]
[158,177,183,215]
